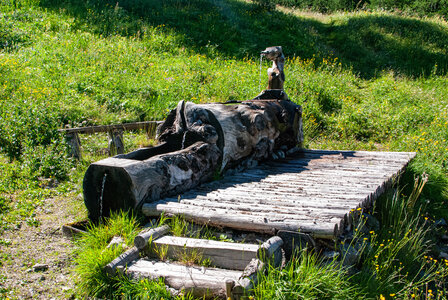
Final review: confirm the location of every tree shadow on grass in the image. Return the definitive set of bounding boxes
[325,14,448,78]
[39,0,448,79]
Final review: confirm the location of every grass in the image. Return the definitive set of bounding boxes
[254,250,365,299]
[1,0,448,298]
[349,175,448,298]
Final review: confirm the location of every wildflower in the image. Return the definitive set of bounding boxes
[390,293,396,297]
[380,295,386,300]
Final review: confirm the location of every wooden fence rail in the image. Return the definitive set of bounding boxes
[59,121,162,159]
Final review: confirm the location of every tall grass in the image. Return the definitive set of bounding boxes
[1,0,448,298]
[260,0,448,17]
[254,250,365,299]
[350,175,448,298]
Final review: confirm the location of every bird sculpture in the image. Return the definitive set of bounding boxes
[261,46,285,90]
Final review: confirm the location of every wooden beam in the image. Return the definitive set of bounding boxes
[108,129,124,156]
[149,235,259,271]
[59,121,162,135]
[65,132,81,159]
[126,259,242,298]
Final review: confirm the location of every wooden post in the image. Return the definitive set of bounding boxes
[134,225,170,250]
[104,246,140,276]
[65,132,81,160]
[108,129,124,156]
[145,122,158,140]
[225,279,235,300]
[232,258,265,298]
[257,236,284,267]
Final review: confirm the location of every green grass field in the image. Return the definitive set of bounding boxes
[1,0,448,298]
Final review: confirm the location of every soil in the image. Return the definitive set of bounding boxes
[0,194,86,299]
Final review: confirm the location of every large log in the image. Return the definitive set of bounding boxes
[157,99,302,171]
[84,142,221,221]
[84,99,302,221]
[83,46,303,222]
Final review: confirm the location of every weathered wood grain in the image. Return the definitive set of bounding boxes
[58,121,162,134]
[150,235,259,271]
[142,149,415,239]
[134,225,170,250]
[126,259,242,298]
[232,258,265,298]
[104,247,140,276]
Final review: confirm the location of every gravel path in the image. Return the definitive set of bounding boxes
[0,195,85,299]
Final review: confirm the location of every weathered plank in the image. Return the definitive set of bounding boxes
[126,259,242,298]
[142,149,415,239]
[150,235,259,271]
[58,121,162,134]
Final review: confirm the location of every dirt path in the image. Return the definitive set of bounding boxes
[0,195,85,299]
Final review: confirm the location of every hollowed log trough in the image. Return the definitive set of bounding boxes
[83,95,303,222]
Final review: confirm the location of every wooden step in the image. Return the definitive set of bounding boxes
[105,228,284,299]
[149,235,259,271]
[126,259,244,298]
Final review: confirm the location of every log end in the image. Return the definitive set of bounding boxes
[83,160,136,223]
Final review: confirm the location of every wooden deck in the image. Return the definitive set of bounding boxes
[142,149,415,239]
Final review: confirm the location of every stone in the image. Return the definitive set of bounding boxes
[340,244,360,267]
[322,250,340,261]
[363,213,380,231]
[32,263,48,272]
[435,218,447,227]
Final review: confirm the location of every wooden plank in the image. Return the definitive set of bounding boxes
[181,191,369,205]
[150,236,259,271]
[142,203,337,238]
[59,121,162,134]
[162,195,362,212]
[153,202,345,223]
[297,149,416,158]
[141,149,415,239]
[175,197,357,215]
[126,259,242,298]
